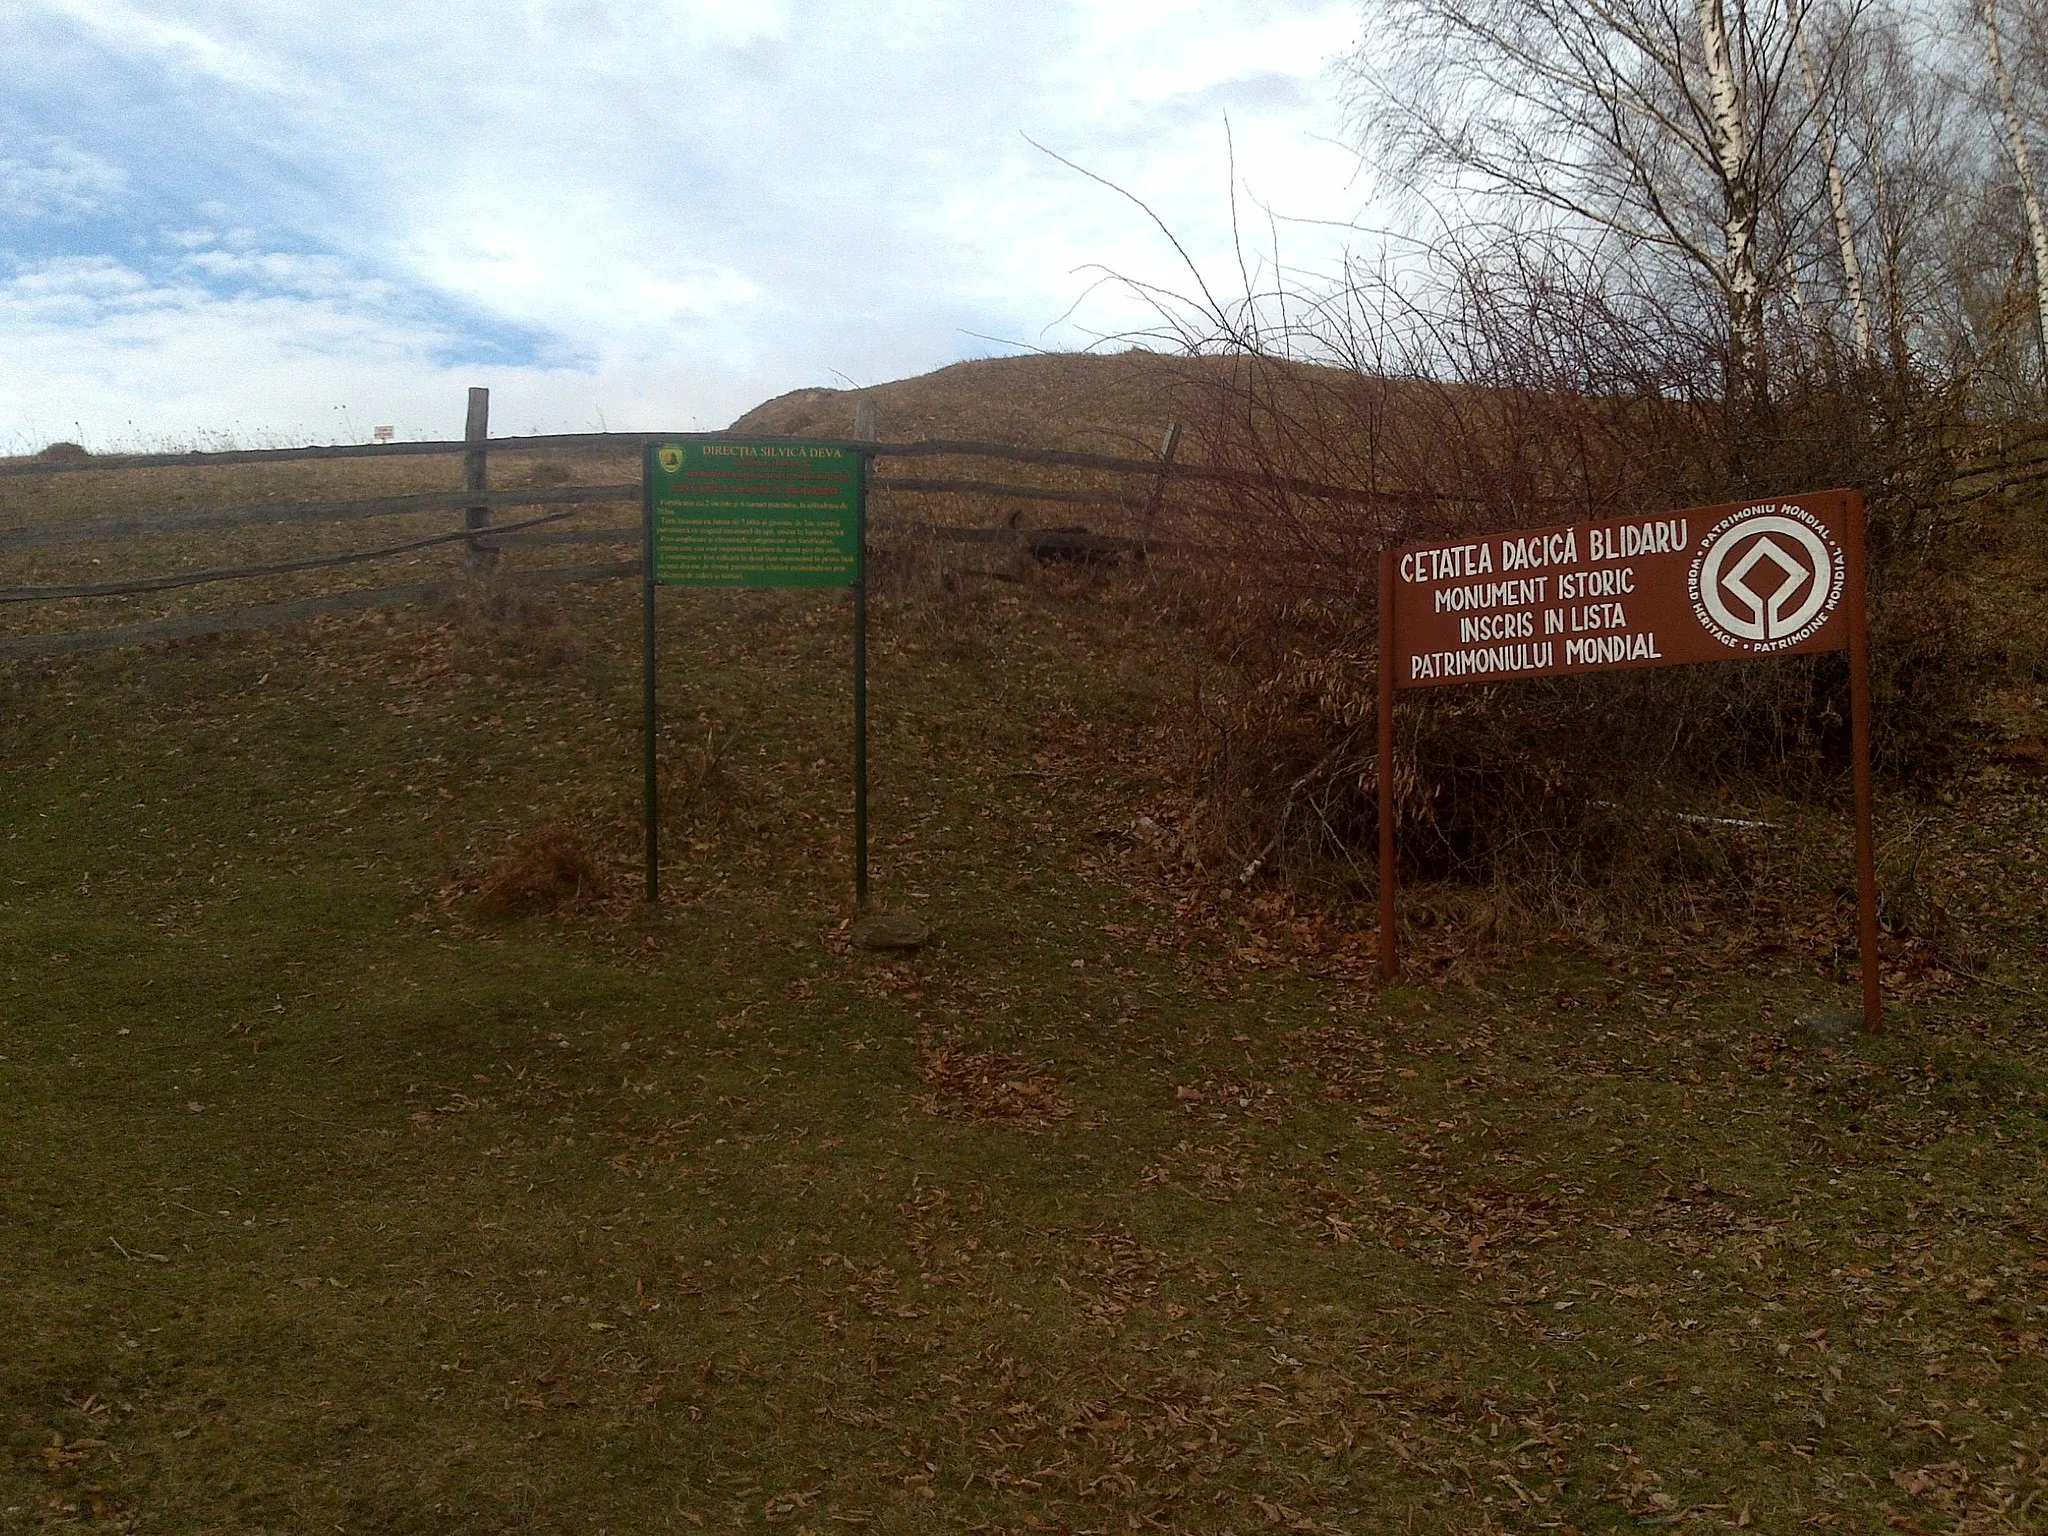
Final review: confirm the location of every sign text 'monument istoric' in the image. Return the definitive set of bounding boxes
[1388,492,1855,690]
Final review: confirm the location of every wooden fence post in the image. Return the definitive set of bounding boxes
[1139,421,1182,552]
[464,387,493,579]
[852,399,877,908]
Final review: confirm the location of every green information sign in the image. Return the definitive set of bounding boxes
[640,432,875,912]
[646,440,859,587]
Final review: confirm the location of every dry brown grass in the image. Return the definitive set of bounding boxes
[473,823,611,919]
[915,1042,1073,1125]
[732,349,1205,451]
[0,441,640,645]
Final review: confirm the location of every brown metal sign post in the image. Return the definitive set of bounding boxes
[1377,489,1880,1030]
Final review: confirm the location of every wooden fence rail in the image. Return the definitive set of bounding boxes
[0,560,641,661]
[870,475,1148,510]
[0,388,1214,658]
[0,390,1471,659]
[26,378,2026,660]
[0,485,636,554]
[0,508,577,604]
[1,427,1409,505]
[0,475,1164,568]
[0,431,657,479]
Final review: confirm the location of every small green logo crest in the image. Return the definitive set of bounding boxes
[657,447,682,473]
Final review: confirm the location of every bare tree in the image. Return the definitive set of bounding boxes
[1790,0,1878,361]
[1808,3,2037,397]
[1348,0,1859,407]
[1831,6,1958,370]
[1976,0,2048,381]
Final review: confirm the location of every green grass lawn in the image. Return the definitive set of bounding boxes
[3,574,2045,1534]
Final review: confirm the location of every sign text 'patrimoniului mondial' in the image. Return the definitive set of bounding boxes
[1390,492,1853,688]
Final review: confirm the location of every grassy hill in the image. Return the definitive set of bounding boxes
[731,349,1208,451]
[1,353,2044,1533]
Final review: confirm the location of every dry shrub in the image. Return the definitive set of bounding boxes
[1136,234,2001,918]
[35,441,90,462]
[475,825,609,919]
[914,1044,1071,1125]
[864,522,1008,644]
[1874,841,1990,977]
[868,510,1154,659]
[447,587,586,674]
[661,723,744,823]
[1185,639,1777,931]
[517,460,573,488]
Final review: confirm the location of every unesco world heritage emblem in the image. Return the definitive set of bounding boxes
[1688,503,1846,654]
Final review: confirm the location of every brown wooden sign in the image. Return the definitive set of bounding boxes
[1390,490,1855,688]
[1375,489,1880,1030]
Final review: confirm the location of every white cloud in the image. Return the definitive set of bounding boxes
[0,253,768,447]
[1,0,1378,445]
[398,187,765,343]
[0,141,128,220]
[28,0,296,93]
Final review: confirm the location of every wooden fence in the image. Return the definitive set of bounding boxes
[0,394,1041,658]
[8,380,2038,663]
[0,383,1433,661]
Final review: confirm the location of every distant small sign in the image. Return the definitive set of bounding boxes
[646,440,859,588]
[372,425,395,443]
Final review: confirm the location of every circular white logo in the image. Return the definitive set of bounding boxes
[1688,504,1845,653]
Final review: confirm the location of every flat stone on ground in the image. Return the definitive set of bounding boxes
[852,912,931,952]
[1791,1008,1865,1045]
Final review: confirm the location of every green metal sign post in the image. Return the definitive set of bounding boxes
[641,439,869,907]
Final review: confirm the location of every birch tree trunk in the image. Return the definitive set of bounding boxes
[1784,251,1817,331]
[1699,0,1768,407]
[1789,0,1876,364]
[1980,0,2048,385]
[1870,157,1911,372]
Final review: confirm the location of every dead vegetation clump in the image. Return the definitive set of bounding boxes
[1136,244,2006,935]
[515,460,573,488]
[474,824,610,919]
[660,722,750,828]
[445,588,587,674]
[915,1043,1072,1125]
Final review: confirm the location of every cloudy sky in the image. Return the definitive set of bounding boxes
[0,0,1371,449]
